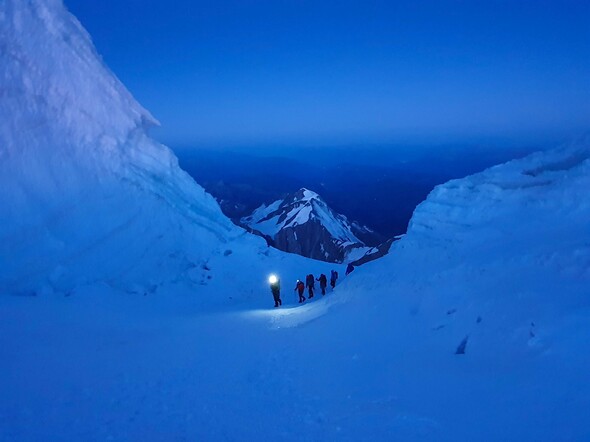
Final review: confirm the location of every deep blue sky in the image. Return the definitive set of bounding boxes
[65,0,589,148]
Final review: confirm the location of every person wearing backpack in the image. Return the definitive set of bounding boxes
[330,270,338,289]
[305,274,315,298]
[269,275,282,307]
[294,280,306,303]
[317,274,328,295]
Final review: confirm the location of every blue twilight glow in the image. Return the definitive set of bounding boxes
[65,0,590,147]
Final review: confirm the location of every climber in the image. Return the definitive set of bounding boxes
[305,273,315,298]
[317,273,328,295]
[269,274,282,307]
[330,270,338,289]
[294,279,306,303]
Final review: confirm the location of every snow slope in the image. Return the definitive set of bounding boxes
[2,142,589,441]
[0,0,212,294]
[333,141,590,439]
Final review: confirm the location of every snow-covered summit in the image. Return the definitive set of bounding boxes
[298,188,320,202]
[243,188,358,243]
[241,188,382,263]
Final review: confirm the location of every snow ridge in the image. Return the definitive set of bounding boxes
[244,188,360,242]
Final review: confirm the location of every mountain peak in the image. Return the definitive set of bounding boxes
[241,188,383,263]
[295,188,321,202]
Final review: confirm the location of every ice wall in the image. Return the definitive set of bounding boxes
[0,0,238,294]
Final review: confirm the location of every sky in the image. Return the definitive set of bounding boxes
[64,0,590,149]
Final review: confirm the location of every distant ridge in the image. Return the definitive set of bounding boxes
[241,188,390,263]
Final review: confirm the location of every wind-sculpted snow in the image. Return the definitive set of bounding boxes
[311,141,590,439]
[374,141,590,313]
[0,0,286,296]
[0,0,156,154]
[406,142,590,274]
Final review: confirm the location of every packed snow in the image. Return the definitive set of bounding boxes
[1,1,589,441]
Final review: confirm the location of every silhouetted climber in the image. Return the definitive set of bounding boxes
[330,270,338,289]
[294,280,306,303]
[269,274,281,307]
[317,274,327,295]
[305,274,315,298]
[346,263,355,276]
